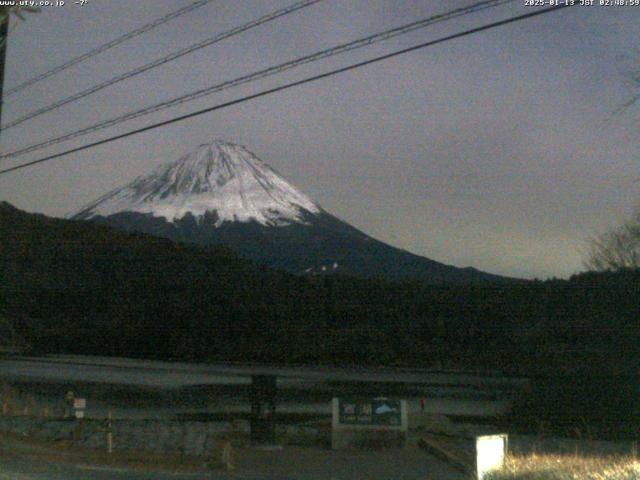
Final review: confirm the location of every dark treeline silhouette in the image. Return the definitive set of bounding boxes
[2,201,638,377]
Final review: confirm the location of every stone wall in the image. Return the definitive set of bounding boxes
[0,416,324,456]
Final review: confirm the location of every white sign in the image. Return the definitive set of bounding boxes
[73,398,86,409]
[74,410,85,419]
[476,434,507,480]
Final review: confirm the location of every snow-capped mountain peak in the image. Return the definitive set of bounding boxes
[70,139,506,283]
[72,140,321,226]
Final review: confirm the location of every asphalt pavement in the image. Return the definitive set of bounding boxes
[0,444,465,480]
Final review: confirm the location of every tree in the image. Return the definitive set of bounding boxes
[0,6,40,23]
[0,313,30,354]
[585,208,640,271]
[0,6,40,46]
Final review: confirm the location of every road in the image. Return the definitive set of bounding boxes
[1,354,527,386]
[0,354,525,418]
[0,458,213,480]
[0,445,465,480]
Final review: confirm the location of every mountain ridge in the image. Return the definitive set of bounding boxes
[71,139,509,284]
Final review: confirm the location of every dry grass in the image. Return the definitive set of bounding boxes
[486,453,640,480]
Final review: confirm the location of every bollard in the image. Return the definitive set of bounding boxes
[222,441,235,470]
[107,410,113,454]
[476,434,508,480]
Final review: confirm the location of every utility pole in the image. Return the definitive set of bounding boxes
[0,14,8,128]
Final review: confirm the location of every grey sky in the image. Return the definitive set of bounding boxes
[0,0,638,279]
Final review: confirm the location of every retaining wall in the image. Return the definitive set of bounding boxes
[0,416,324,456]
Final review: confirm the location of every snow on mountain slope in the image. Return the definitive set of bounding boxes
[73,140,321,227]
[70,138,509,283]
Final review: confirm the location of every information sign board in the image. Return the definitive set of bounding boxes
[332,397,407,449]
[338,398,402,426]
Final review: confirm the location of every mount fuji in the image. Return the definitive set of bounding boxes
[72,140,504,283]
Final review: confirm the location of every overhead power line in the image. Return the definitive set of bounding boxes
[0,0,516,158]
[2,0,216,100]
[1,0,323,131]
[0,4,573,178]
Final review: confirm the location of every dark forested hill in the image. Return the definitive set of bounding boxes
[2,201,639,376]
